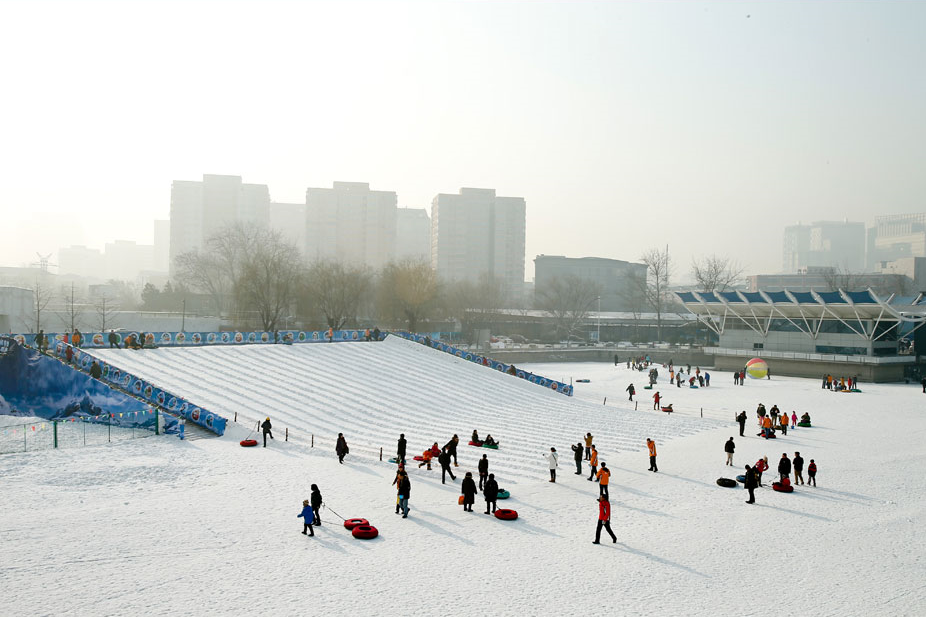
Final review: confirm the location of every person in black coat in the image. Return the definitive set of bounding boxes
[778,453,792,482]
[310,484,323,525]
[461,472,478,512]
[336,433,349,463]
[444,434,460,466]
[439,448,456,484]
[743,465,758,504]
[397,433,407,464]
[398,472,411,518]
[483,473,499,514]
[736,411,747,437]
[793,452,805,485]
[571,442,584,474]
[261,417,273,447]
[724,437,735,465]
[89,361,102,379]
[477,454,489,490]
[108,330,118,348]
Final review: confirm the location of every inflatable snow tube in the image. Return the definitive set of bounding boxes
[239,439,258,447]
[716,478,737,488]
[351,524,379,540]
[483,444,499,450]
[772,482,794,493]
[736,475,747,483]
[468,441,484,447]
[849,388,862,393]
[689,385,699,389]
[497,489,510,500]
[494,508,518,521]
[343,518,369,530]
[643,385,653,390]
[660,406,673,412]
[413,455,425,461]
[798,421,812,428]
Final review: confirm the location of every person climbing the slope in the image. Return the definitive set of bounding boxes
[626,383,635,401]
[336,433,349,463]
[588,444,599,481]
[596,463,611,498]
[261,417,273,447]
[397,433,407,465]
[647,438,658,472]
[444,434,460,467]
[439,447,457,484]
[584,432,593,460]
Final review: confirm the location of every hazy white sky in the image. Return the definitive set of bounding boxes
[1,0,924,279]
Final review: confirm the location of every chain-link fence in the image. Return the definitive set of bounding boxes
[0,414,161,455]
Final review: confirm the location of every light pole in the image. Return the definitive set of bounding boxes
[597,295,601,343]
[181,298,186,332]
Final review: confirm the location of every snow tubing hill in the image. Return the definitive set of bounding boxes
[716,478,737,488]
[494,509,518,521]
[344,518,369,530]
[351,525,379,540]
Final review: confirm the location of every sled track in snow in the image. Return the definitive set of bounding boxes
[93,336,725,482]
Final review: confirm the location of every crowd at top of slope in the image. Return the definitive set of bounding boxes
[90,337,724,481]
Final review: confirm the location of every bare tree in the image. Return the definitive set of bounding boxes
[57,282,85,332]
[302,260,372,329]
[640,247,672,341]
[94,294,119,332]
[29,280,53,333]
[234,231,304,331]
[691,255,744,293]
[535,275,602,343]
[377,259,440,332]
[821,266,860,292]
[444,272,508,340]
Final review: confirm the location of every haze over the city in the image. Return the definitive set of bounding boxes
[1,0,924,279]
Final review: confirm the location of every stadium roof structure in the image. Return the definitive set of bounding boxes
[675,288,926,340]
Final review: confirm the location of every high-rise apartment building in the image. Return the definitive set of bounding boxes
[269,202,307,256]
[58,245,104,278]
[153,219,170,272]
[395,208,431,262]
[782,221,865,273]
[169,174,270,273]
[431,188,526,301]
[305,182,397,269]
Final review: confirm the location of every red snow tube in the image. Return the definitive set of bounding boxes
[772,482,794,493]
[468,441,484,446]
[239,439,258,447]
[351,525,379,540]
[494,509,518,521]
[343,518,369,530]
[413,455,424,461]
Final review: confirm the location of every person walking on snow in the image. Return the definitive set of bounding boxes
[736,411,747,437]
[261,417,273,447]
[418,448,433,470]
[397,433,407,464]
[439,447,456,484]
[397,471,411,518]
[647,438,658,472]
[392,468,406,513]
[793,452,805,485]
[734,371,739,386]
[478,454,489,490]
[545,447,559,482]
[653,391,661,410]
[588,445,599,481]
[571,442,584,474]
[791,411,798,430]
[725,437,736,466]
[297,499,315,536]
[483,473,499,514]
[778,453,792,483]
[310,484,323,525]
[584,433,593,460]
[596,463,611,498]
[807,459,817,486]
[744,465,758,504]
[461,472,478,512]
[626,383,635,401]
[444,435,460,467]
[336,433,349,463]
[593,495,617,544]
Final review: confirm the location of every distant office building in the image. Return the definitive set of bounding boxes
[305,182,397,270]
[104,240,155,282]
[58,245,104,279]
[0,286,34,333]
[533,255,647,311]
[867,213,926,270]
[153,219,170,272]
[169,174,270,273]
[782,221,865,273]
[431,188,526,301]
[269,202,308,256]
[395,208,431,262]
[749,264,912,296]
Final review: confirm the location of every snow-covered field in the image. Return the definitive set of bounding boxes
[2,338,925,616]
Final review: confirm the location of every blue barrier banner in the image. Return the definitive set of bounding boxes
[13,329,384,350]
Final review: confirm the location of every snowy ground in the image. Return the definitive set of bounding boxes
[2,340,925,616]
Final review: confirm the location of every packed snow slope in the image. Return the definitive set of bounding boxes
[2,345,925,616]
[90,337,722,477]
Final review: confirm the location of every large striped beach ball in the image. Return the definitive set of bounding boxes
[745,357,768,379]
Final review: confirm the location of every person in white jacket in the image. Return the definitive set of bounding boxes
[545,447,559,483]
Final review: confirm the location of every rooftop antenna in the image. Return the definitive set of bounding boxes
[30,252,58,274]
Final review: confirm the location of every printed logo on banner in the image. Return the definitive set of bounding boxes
[260,332,270,342]
[133,380,143,394]
[176,332,186,344]
[102,365,110,378]
[168,397,178,410]
[156,391,166,405]
[80,355,91,369]
[13,334,26,346]
[221,333,230,343]
[465,354,473,361]
[551,383,559,391]
[179,402,188,416]
[92,334,104,345]
[144,385,154,399]
[205,414,214,428]
[160,333,171,344]
[247,332,256,342]
[298,332,306,341]
[312,331,319,340]
[234,332,244,343]
[352,331,359,340]
[207,333,217,343]
[0,337,14,356]
[122,374,131,387]
[191,408,201,421]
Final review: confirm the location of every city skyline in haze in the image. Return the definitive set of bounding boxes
[1,0,924,280]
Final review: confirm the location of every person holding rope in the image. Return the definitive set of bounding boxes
[310,484,323,526]
[261,417,273,447]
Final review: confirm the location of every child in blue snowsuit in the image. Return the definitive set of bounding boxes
[297,500,315,536]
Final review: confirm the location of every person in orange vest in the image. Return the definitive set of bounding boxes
[592,495,617,544]
[596,463,611,498]
[418,449,433,470]
[652,391,661,410]
[327,326,334,342]
[587,445,599,481]
[647,438,658,472]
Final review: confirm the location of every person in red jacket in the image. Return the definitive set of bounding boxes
[754,456,769,487]
[652,391,661,410]
[593,495,617,544]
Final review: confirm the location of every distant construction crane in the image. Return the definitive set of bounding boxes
[30,252,58,274]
